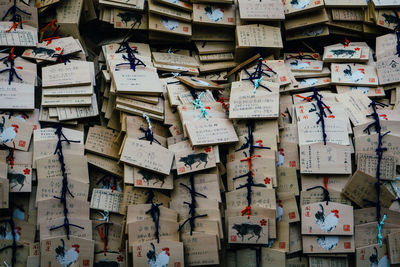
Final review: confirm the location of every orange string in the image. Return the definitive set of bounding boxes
[344,37,350,48]
[239,154,261,218]
[42,36,60,45]
[240,155,261,173]
[40,19,58,33]
[96,226,107,256]
[324,176,328,190]
[217,97,229,112]
[295,94,312,102]
[6,21,27,32]
[241,206,251,218]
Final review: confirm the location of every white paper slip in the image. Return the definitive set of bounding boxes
[0,82,34,110]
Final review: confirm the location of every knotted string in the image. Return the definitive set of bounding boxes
[95,210,113,256]
[139,114,160,145]
[145,190,162,243]
[234,121,268,218]
[235,121,270,155]
[116,42,146,71]
[178,174,208,235]
[96,175,119,192]
[6,20,26,32]
[393,11,400,57]
[40,19,61,45]
[163,70,188,83]
[285,51,317,60]
[0,205,23,267]
[243,58,275,92]
[49,125,84,240]
[2,0,31,25]
[253,76,263,93]
[377,214,386,247]
[191,91,208,120]
[307,186,330,205]
[363,98,390,247]
[301,88,332,145]
[217,97,229,113]
[0,47,23,85]
[52,52,78,65]
[40,19,59,34]
[189,88,198,100]
[343,37,350,47]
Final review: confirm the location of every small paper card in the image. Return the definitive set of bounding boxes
[336,90,373,126]
[236,24,283,48]
[40,236,94,267]
[22,42,62,62]
[113,9,148,30]
[331,63,378,86]
[175,146,216,175]
[238,0,285,20]
[0,22,37,47]
[181,233,219,265]
[148,13,192,36]
[342,170,395,208]
[42,61,92,88]
[0,82,35,110]
[357,153,397,180]
[120,138,174,175]
[36,154,89,182]
[128,220,179,246]
[90,188,123,213]
[282,0,324,16]
[302,235,355,254]
[192,4,236,27]
[229,81,280,119]
[185,119,238,146]
[132,240,184,267]
[323,46,367,62]
[356,244,390,267]
[228,216,269,244]
[226,187,276,210]
[133,167,173,190]
[85,126,121,160]
[376,55,400,85]
[286,58,323,72]
[37,198,90,228]
[153,52,199,68]
[0,115,33,151]
[8,164,32,192]
[299,143,352,174]
[112,69,163,95]
[36,178,89,203]
[40,218,92,240]
[87,153,123,178]
[301,202,354,235]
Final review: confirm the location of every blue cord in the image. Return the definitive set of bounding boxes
[49,125,84,240]
[145,190,162,243]
[178,174,208,235]
[363,98,390,247]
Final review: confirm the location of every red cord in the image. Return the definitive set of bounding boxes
[6,21,26,32]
